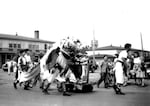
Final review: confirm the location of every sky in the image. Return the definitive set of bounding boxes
[0,0,150,50]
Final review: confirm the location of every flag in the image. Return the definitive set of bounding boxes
[19,64,40,82]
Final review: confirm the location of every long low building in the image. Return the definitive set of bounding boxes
[86,45,150,64]
[87,45,150,57]
[0,31,55,67]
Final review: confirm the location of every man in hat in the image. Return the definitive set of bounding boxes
[24,49,35,88]
[13,49,29,90]
[24,49,33,72]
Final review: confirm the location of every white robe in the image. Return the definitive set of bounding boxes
[114,50,128,84]
[114,61,124,84]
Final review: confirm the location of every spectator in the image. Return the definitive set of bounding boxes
[97,55,109,88]
[5,59,13,75]
[107,59,115,87]
[133,52,145,86]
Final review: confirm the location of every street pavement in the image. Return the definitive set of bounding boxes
[0,69,150,106]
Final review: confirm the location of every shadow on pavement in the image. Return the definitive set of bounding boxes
[0,82,8,85]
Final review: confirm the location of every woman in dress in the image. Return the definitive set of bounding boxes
[133,52,145,86]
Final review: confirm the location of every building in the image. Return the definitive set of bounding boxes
[87,45,150,57]
[0,31,55,67]
[87,45,150,64]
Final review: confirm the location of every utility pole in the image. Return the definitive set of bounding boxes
[92,26,96,66]
[140,32,144,57]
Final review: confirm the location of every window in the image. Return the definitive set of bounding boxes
[29,44,32,49]
[14,44,17,48]
[36,45,39,50]
[9,43,13,48]
[36,50,39,52]
[9,43,21,49]
[18,44,21,48]
[45,44,47,50]
[0,42,2,48]
[28,44,39,50]
[33,45,35,49]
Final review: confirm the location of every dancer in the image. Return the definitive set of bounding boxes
[40,41,73,96]
[13,49,29,90]
[24,49,34,88]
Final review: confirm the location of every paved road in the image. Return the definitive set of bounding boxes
[0,70,150,106]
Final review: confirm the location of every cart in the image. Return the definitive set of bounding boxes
[57,61,94,93]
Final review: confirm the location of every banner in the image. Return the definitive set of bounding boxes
[19,64,40,82]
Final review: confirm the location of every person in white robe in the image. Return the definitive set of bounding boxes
[113,43,131,95]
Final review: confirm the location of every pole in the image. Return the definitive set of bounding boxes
[92,27,96,66]
[140,32,144,57]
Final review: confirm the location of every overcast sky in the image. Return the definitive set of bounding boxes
[0,0,150,50]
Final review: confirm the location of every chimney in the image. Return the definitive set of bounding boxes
[16,32,18,36]
[34,30,39,39]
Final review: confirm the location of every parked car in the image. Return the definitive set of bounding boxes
[2,61,16,72]
[2,63,9,72]
[145,62,150,78]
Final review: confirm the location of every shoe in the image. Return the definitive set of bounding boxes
[97,84,99,88]
[13,82,17,89]
[42,89,50,95]
[63,92,71,96]
[24,86,30,90]
[123,84,127,87]
[104,85,108,88]
[113,85,117,91]
[116,87,125,95]
[115,91,119,94]
[118,91,125,95]
[28,85,33,88]
[40,86,43,90]
[141,84,145,87]
[113,85,121,94]
[19,82,23,87]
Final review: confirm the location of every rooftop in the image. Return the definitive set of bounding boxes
[89,54,115,59]
[96,45,124,50]
[0,33,55,44]
[87,45,150,52]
